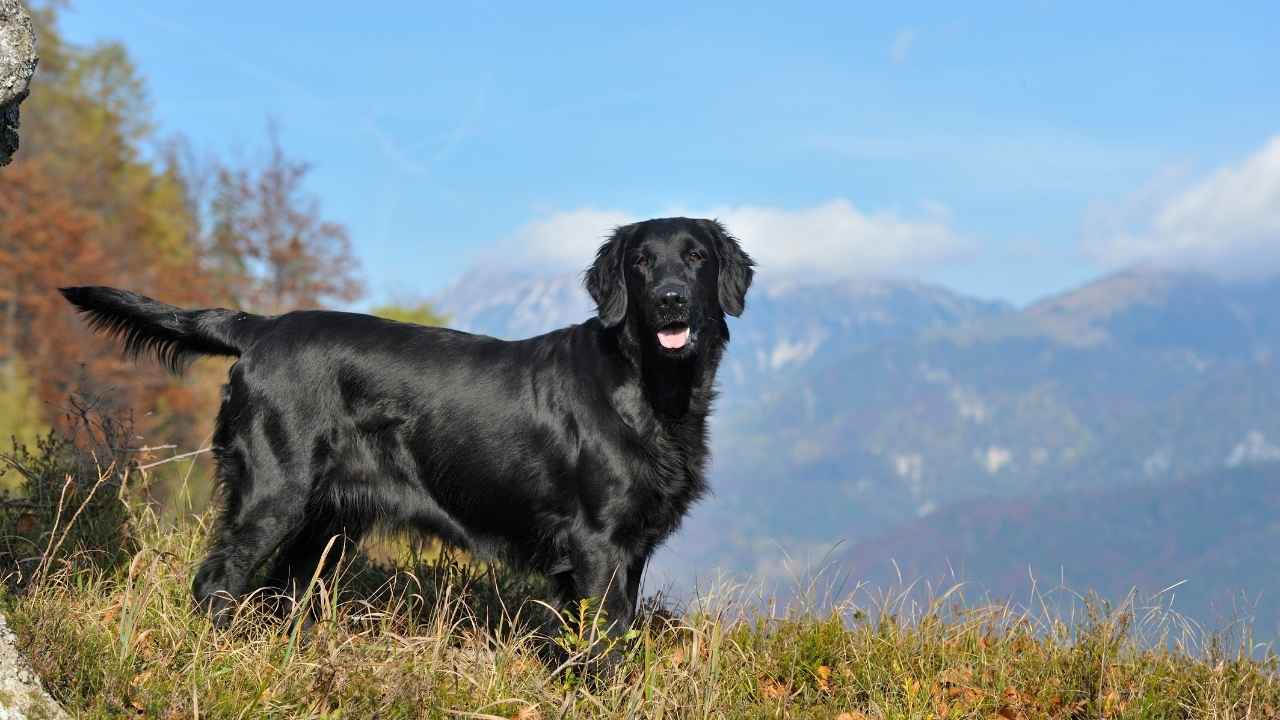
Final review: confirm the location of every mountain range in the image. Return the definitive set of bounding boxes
[434,266,1280,637]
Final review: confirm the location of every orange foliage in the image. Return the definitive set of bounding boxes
[0,8,363,450]
[0,158,216,445]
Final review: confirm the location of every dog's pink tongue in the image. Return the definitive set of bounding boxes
[658,327,689,349]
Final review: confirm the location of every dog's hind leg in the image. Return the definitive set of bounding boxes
[192,507,305,625]
[192,419,311,625]
[192,476,312,625]
[262,513,366,607]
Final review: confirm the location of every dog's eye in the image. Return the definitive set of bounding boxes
[687,250,704,262]
[633,255,649,268]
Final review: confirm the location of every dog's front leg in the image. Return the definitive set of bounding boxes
[542,541,641,677]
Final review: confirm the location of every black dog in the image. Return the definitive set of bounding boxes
[62,217,753,643]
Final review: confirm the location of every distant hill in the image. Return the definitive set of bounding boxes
[839,461,1280,640]
[691,270,1280,583]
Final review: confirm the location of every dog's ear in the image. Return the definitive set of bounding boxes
[584,224,635,327]
[699,219,755,317]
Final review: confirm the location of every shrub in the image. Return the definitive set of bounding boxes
[0,396,137,587]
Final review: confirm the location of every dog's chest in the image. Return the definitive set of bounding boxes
[616,418,708,546]
[604,372,715,545]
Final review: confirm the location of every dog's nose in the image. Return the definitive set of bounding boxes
[657,285,688,309]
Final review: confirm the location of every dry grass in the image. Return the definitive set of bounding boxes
[3,468,1280,719]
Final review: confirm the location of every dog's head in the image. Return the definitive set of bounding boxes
[584,217,754,359]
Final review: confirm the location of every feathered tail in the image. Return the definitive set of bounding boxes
[60,286,269,374]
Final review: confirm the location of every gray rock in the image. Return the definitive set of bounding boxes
[0,612,68,720]
[0,0,38,166]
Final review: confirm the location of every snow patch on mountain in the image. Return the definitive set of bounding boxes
[768,335,824,370]
[1226,431,1280,468]
[434,270,593,338]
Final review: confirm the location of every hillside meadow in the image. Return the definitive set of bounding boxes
[2,431,1278,719]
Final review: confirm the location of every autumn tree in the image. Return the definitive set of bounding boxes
[0,159,100,445]
[202,127,363,314]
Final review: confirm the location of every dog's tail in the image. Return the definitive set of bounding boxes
[60,286,271,374]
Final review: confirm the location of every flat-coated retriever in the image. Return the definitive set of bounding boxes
[61,217,753,645]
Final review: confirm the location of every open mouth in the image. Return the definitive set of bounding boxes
[656,322,691,351]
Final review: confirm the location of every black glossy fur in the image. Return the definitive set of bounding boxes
[61,217,753,642]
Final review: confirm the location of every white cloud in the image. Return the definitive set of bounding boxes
[890,28,916,63]
[1085,135,1280,279]
[711,200,967,280]
[975,446,1012,474]
[1226,431,1280,468]
[510,208,633,268]
[506,200,968,284]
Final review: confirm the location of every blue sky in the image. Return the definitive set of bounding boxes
[60,2,1280,307]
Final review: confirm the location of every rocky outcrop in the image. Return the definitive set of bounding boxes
[0,0,38,166]
[0,613,67,720]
